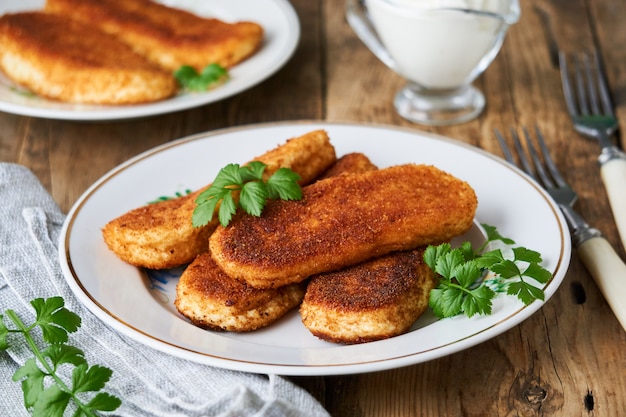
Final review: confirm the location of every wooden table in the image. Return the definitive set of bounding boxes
[2,0,625,415]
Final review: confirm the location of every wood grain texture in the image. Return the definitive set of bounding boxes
[1,0,625,415]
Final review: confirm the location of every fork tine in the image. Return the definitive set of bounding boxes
[522,127,554,189]
[494,128,515,164]
[574,55,590,116]
[559,52,579,117]
[532,126,568,189]
[510,128,536,178]
[562,50,615,118]
[494,128,538,181]
[496,126,570,194]
[582,53,601,115]
[592,51,615,116]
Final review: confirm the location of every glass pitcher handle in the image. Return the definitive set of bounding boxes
[345,0,397,70]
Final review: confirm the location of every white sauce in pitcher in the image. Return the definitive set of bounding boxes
[366,0,510,89]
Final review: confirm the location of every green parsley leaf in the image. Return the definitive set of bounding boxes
[512,246,543,264]
[507,281,545,305]
[42,344,86,370]
[0,315,9,350]
[87,392,124,412]
[458,241,477,261]
[33,384,70,417]
[523,262,552,284]
[453,260,482,288]
[241,161,267,183]
[2,297,122,415]
[425,223,552,319]
[192,162,302,228]
[481,223,516,246]
[13,359,45,409]
[239,181,269,217]
[31,297,81,344]
[174,63,229,92]
[266,168,304,200]
[490,258,522,279]
[463,285,496,317]
[214,163,245,187]
[424,242,451,269]
[434,249,466,280]
[429,287,463,318]
[72,363,113,394]
[217,192,238,228]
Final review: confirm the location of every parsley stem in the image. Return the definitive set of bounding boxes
[5,310,96,417]
[6,310,47,364]
[444,281,475,295]
[6,309,67,381]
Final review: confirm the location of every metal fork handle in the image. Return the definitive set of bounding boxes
[597,132,626,165]
[577,236,626,332]
[558,204,601,246]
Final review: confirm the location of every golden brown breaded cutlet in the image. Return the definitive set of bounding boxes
[317,152,379,180]
[0,12,177,104]
[102,130,337,269]
[175,251,305,332]
[102,189,209,270]
[174,151,375,332]
[45,0,264,72]
[210,164,478,289]
[300,248,436,344]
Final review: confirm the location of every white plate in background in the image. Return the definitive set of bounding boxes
[0,0,299,120]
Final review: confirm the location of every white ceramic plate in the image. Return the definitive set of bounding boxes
[59,122,571,376]
[0,0,299,121]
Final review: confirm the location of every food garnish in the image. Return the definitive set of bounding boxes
[148,189,193,204]
[174,63,229,92]
[0,297,121,416]
[192,161,302,228]
[424,223,552,319]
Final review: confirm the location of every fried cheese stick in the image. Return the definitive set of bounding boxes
[175,251,306,332]
[45,0,264,72]
[102,130,336,270]
[175,152,377,332]
[0,12,178,104]
[300,247,436,344]
[210,164,478,288]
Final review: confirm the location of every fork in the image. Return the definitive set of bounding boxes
[559,51,626,251]
[495,127,626,332]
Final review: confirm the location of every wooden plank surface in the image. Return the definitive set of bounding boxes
[1,0,625,415]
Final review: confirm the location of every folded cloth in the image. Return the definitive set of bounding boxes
[0,163,330,417]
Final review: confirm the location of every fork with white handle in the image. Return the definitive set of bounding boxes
[495,126,626,332]
[559,51,626,251]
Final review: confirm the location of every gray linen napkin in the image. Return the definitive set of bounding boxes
[0,163,330,417]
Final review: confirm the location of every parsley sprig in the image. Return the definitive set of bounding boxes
[0,297,121,416]
[192,161,302,228]
[174,63,229,92]
[424,224,552,319]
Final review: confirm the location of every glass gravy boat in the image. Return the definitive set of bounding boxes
[347,0,521,126]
